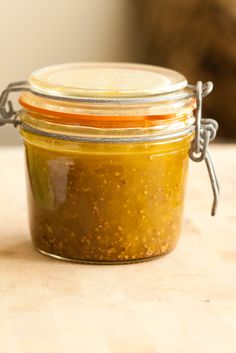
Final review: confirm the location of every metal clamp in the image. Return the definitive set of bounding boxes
[0,81,29,127]
[189,81,219,216]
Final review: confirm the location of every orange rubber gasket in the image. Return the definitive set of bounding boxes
[19,94,194,128]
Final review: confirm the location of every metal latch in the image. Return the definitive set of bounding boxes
[189,81,219,216]
[0,81,29,127]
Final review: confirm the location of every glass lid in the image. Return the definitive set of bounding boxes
[28,62,188,100]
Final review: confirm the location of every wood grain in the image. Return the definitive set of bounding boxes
[0,144,235,353]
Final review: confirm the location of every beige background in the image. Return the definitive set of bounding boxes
[0,0,138,145]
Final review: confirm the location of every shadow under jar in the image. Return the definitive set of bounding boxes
[1,63,218,264]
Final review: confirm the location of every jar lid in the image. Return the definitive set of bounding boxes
[28,62,187,100]
[19,62,195,125]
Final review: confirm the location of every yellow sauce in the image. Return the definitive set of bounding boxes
[22,126,192,263]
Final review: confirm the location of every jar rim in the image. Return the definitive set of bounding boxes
[20,110,195,144]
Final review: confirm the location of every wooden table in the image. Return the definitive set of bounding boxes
[0,144,235,353]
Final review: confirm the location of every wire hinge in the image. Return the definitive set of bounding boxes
[0,81,29,127]
[189,81,219,216]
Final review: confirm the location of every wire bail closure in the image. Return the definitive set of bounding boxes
[189,81,219,216]
[0,80,219,215]
[0,81,29,127]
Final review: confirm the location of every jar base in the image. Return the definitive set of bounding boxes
[36,247,175,265]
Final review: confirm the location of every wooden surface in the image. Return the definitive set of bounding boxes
[0,144,235,353]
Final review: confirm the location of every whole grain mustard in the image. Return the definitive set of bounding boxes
[23,127,191,263]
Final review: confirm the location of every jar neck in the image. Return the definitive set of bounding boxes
[19,90,196,127]
[20,109,195,144]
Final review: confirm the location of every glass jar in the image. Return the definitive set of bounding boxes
[0,63,219,264]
